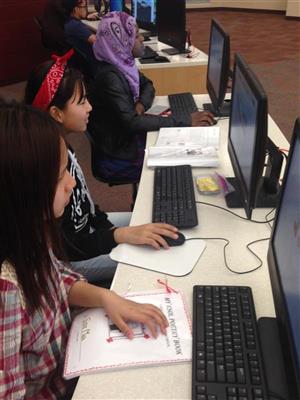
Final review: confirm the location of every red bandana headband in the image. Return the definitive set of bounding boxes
[32,49,74,111]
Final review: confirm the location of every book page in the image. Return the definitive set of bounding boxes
[64,290,192,379]
[147,146,219,167]
[156,127,220,148]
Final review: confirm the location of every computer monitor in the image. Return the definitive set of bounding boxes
[266,117,300,399]
[225,53,283,220]
[131,0,157,35]
[203,19,231,117]
[157,0,188,55]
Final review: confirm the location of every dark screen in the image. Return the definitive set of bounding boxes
[157,0,186,52]
[208,26,224,103]
[273,133,300,365]
[229,64,258,195]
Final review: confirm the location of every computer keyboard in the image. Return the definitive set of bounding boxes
[168,92,198,119]
[140,45,158,59]
[192,285,268,400]
[152,165,198,229]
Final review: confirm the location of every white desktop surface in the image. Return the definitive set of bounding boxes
[136,41,207,69]
[72,95,289,400]
[82,19,207,68]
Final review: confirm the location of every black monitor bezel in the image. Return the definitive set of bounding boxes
[206,18,230,114]
[157,0,186,53]
[267,117,300,399]
[227,53,268,220]
[130,0,157,35]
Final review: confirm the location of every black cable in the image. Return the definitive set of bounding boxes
[196,201,275,224]
[265,207,276,230]
[186,236,270,274]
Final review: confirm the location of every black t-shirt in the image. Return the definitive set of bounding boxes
[61,148,117,261]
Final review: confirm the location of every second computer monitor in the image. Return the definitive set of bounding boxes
[226,53,282,220]
[131,0,157,34]
[203,19,231,117]
[157,0,188,55]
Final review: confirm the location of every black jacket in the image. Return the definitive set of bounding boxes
[88,61,191,161]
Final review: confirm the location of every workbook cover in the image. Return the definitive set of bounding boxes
[63,290,192,379]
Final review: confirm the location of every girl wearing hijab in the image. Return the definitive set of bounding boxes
[88,11,215,182]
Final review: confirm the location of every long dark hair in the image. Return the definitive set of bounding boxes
[25,60,86,111]
[0,101,65,313]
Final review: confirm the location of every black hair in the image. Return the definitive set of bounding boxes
[0,101,66,313]
[25,60,86,111]
[61,0,82,16]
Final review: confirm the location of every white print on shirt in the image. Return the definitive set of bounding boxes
[68,150,95,232]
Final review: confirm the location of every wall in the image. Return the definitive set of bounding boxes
[0,0,49,86]
[187,0,287,11]
[286,0,300,16]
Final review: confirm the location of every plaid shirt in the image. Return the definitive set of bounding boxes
[0,254,83,399]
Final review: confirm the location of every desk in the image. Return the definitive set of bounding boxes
[82,19,208,95]
[73,94,289,399]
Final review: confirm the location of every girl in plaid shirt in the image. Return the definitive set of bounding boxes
[0,102,168,399]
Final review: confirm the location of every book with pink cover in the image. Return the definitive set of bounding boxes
[63,290,192,379]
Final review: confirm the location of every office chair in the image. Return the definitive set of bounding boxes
[33,15,69,55]
[85,131,138,208]
[69,46,96,84]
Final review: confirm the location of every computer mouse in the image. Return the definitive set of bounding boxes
[162,232,186,247]
[154,55,169,63]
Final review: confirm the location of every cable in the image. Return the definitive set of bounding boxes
[186,236,270,274]
[196,201,275,224]
[265,207,276,230]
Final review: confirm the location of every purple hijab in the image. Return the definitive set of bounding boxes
[93,11,140,102]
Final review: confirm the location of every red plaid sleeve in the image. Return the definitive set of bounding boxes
[56,260,86,294]
[0,279,26,398]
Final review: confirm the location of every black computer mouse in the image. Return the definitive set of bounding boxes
[162,232,186,247]
[154,55,170,63]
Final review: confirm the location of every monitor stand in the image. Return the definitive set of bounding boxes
[225,177,281,209]
[258,317,290,400]
[203,99,231,117]
[162,47,191,56]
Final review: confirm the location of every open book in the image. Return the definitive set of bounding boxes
[63,290,192,379]
[147,126,220,168]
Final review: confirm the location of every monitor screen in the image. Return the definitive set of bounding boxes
[226,53,268,219]
[267,118,300,398]
[157,0,187,55]
[131,0,157,33]
[203,19,231,117]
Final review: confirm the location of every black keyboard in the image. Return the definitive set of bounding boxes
[168,92,198,118]
[140,45,158,59]
[152,165,198,228]
[192,285,268,400]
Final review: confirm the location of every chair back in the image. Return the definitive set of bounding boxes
[85,131,138,206]
[33,15,70,55]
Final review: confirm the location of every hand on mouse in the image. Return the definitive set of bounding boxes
[191,111,216,127]
[113,223,179,249]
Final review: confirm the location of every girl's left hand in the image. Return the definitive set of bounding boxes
[100,290,169,339]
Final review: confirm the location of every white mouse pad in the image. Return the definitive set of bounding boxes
[109,238,206,277]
